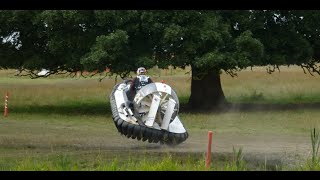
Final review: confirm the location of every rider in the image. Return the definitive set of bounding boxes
[124,67,153,126]
[122,67,153,123]
[129,67,153,97]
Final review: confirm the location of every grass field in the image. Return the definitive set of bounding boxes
[1,66,320,170]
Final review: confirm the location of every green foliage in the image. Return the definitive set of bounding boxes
[81,30,130,74]
[234,30,264,66]
[2,10,320,78]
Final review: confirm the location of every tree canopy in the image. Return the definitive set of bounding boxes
[1,10,319,77]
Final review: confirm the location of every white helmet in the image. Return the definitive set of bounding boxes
[137,67,147,75]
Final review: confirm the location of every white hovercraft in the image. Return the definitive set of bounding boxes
[110,80,188,145]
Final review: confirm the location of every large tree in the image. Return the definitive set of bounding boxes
[151,11,264,109]
[1,10,320,110]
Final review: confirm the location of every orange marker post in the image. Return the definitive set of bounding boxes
[4,92,9,117]
[205,131,213,170]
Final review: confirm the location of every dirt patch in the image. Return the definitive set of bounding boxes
[64,132,311,169]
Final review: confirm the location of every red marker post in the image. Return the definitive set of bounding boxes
[205,131,213,170]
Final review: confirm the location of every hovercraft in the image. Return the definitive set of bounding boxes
[109,80,188,145]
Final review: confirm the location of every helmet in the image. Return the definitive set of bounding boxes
[137,67,147,75]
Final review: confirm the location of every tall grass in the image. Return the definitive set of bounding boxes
[223,146,247,171]
[310,128,320,165]
[0,153,207,171]
[0,150,253,171]
[3,66,320,107]
[298,128,320,170]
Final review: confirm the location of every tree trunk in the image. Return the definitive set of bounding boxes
[188,67,228,110]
